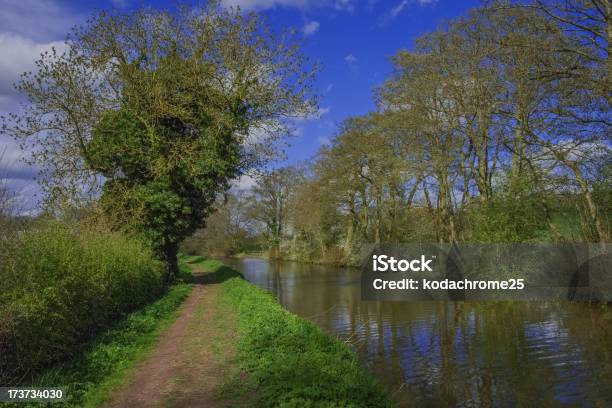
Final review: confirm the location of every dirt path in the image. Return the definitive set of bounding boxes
[105,265,244,408]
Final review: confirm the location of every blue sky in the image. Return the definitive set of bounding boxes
[0,0,481,208]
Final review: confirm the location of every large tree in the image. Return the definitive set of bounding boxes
[2,3,316,278]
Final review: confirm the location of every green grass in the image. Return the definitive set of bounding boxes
[6,254,390,407]
[12,281,193,408]
[198,259,394,407]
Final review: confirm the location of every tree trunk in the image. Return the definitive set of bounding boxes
[524,158,564,242]
[511,111,525,190]
[162,242,179,282]
[345,217,354,258]
[573,164,609,242]
[374,187,382,245]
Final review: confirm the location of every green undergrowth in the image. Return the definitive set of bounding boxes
[197,259,394,407]
[0,222,166,383]
[11,277,193,407]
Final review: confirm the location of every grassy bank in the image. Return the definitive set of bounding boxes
[201,259,393,407]
[15,279,192,407]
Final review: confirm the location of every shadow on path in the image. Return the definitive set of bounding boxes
[104,261,246,408]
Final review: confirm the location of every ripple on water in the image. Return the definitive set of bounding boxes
[224,258,612,407]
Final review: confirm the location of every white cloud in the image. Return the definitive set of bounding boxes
[379,0,437,25]
[0,0,80,214]
[0,0,81,42]
[1,176,41,215]
[222,0,309,11]
[0,33,66,96]
[389,0,409,19]
[0,139,36,180]
[302,21,320,36]
[221,0,357,12]
[295,106,330,122]
[344,53,357,64]
[317,107,330,117]
[0,137,40,216]
[0,34,66,195]
[232,174,257,190]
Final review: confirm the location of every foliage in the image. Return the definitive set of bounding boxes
[465,177,551,243]
[2,3,316,278]
[590,157,612,238]
[180,191,259,257]
[198,259,394,407]
[250,168,304,258]
[199,1,611,263]
[0,221,165,384]
[6,280,192,408]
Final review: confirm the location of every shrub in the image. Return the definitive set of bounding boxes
[0,221,164,384]
[465,176,550,243]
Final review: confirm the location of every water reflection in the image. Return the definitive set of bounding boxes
[220,258,612,407]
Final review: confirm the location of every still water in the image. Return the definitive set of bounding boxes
[221,257,612,407]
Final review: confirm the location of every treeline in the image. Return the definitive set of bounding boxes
[185,1,611,264]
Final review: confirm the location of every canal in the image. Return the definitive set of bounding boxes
[221,257,612,407]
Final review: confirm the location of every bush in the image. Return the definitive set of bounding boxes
[465,176,550,243]
[0,221,164,384]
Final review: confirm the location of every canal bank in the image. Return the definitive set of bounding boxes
[214,259,393,407]
[107,257,393,407]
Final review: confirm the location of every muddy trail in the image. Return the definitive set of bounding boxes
[105,264,247,408]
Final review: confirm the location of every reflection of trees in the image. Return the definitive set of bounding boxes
[238,260,612,407]
[268,261,284,305]
[561,304,612,405]
[364,301,610,407]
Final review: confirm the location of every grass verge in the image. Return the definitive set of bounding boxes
[199,259,394,407]
[16,280,193,407]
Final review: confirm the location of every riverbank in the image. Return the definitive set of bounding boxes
[104,257,392,407]
[231,251,267,260]
[211,258,393,407]
[219,257,612,406]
